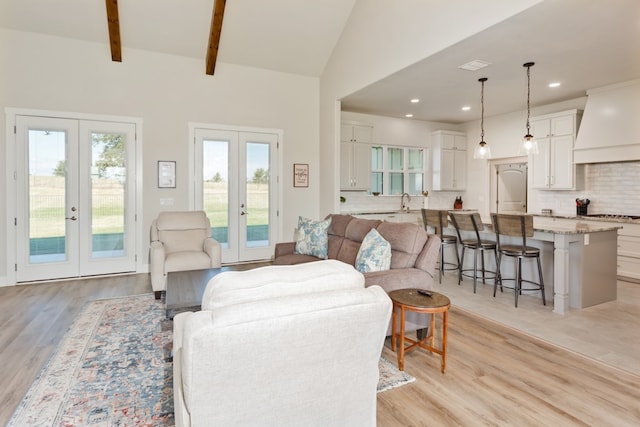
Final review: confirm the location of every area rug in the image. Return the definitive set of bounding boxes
[9,294,414,426]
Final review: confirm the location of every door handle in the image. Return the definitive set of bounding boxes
[65,216,77,221]
[240,211,248,216]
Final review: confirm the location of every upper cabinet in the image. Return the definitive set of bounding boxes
[528,109,583,190]
[432,130,467,191]
[340,123,373,191]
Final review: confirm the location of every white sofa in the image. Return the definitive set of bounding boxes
[149,210,221,299]
[173,260,392,427]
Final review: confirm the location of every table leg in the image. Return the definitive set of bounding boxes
[429,313,436,347]
[441,309,449,373]
[391,305,397,351]
[398,307,406,371]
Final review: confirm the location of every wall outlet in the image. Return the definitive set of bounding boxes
[160,198,174,206]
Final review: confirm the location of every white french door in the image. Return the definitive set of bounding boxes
[193,126,279,263]
[13,115,137,282]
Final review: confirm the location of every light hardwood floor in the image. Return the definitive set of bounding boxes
[0,271,638,426]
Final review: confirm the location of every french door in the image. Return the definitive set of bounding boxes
[13,115,137,282]
[193,127,279,263]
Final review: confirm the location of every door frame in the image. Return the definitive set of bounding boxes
[188,122,283,263]
[489,156,528,214]
[5,108,144,285]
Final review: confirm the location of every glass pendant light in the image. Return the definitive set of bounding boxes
[473,77,491,159]
[519,62,538,155]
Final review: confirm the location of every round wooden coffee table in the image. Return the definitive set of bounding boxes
[389,289,451,373]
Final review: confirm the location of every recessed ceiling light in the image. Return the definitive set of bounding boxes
[410,98,420,103]
[405,114,414,118]
[461,106,471,111]
[458,59,491,71]
[548,82,561,88]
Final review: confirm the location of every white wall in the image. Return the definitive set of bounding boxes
[319,0,543,216]
[0,29,320,281]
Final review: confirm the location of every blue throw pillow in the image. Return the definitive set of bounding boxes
[355,228,391,273]
[294,216,331,259]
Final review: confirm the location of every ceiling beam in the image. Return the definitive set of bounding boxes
[206,0,226,75]
[105,0,122,62]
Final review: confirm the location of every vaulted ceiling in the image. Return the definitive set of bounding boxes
[2,0,639,124]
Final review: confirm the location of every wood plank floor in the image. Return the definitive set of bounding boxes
[0,271,639,426]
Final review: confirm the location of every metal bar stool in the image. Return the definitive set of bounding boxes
[449,212,497,293]
[491,213,546,307]
[421,209,460,283]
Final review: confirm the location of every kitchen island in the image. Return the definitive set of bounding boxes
[531,219,620,314]
[448,216,620,314]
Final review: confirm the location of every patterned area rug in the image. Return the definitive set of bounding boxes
[9,294,414,426]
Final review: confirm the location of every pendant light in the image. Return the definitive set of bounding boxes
[473,77,491,159]
[519,61,538,155]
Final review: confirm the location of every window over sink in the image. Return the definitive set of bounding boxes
[370,145,427,196]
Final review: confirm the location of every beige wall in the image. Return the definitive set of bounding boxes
[0,28,320,282]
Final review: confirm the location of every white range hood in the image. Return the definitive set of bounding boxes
[574,79,640,164]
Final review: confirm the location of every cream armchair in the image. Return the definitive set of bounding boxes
[149,210,221,299]
[173,260,392,427]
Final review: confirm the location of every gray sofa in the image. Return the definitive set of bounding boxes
[274,214,441,333]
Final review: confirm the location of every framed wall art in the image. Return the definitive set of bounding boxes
[293,163,309,188]
[158,161,176,188]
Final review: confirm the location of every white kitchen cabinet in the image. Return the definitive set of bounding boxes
[432,131,466,191]
[617,223,640,282]
[340,124,373,190]
[529,110,582,190]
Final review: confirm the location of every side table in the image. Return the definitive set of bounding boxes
[389,289,451,373]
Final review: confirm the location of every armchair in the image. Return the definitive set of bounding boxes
[173,260,392,427]
[149,210,221,299]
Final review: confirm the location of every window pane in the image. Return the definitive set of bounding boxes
[408,173,423,195]
[388,148,403,170]
[389,172,404,194]
[203,139,229,248]
[371,146,383,170]
[371,172,383,194]
[407,149,423,170]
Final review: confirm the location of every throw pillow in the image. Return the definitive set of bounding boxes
[355,228,391,273]
[294,216,331,259]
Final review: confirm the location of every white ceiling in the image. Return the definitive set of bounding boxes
[341,0,640,123]
[0,0,356,77]
[1,0,639,124]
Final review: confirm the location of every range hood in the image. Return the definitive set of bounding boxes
[574,79,640,164]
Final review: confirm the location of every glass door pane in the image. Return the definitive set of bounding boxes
[90,132,125,258]
[28,130,68,263]
[202,139,230,249]
[245,142,270,248]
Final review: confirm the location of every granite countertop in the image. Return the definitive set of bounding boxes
[534,213,640,224]
[532,222,621,235]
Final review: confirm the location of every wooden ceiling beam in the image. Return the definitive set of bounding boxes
[206,0,226,75]
[105,0,122,62]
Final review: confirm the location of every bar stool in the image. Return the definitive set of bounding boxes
[448,212,497,293]
[421,209,460,283]
[491,213,546,307]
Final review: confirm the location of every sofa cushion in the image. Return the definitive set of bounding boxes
[376,221,428,269]
[355,228,391,273]
[326,214,352,259]
[294,216,331,259]
[336,218,381,265]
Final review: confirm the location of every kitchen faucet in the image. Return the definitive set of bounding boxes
[401,192,411,212]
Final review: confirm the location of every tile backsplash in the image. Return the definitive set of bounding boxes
[534,161,640,216]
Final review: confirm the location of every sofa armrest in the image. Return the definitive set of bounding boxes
[274,241,296,258]
[414,234,441,278]
[203,237,222,268]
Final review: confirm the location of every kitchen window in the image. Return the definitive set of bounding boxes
[370,145,426,195]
